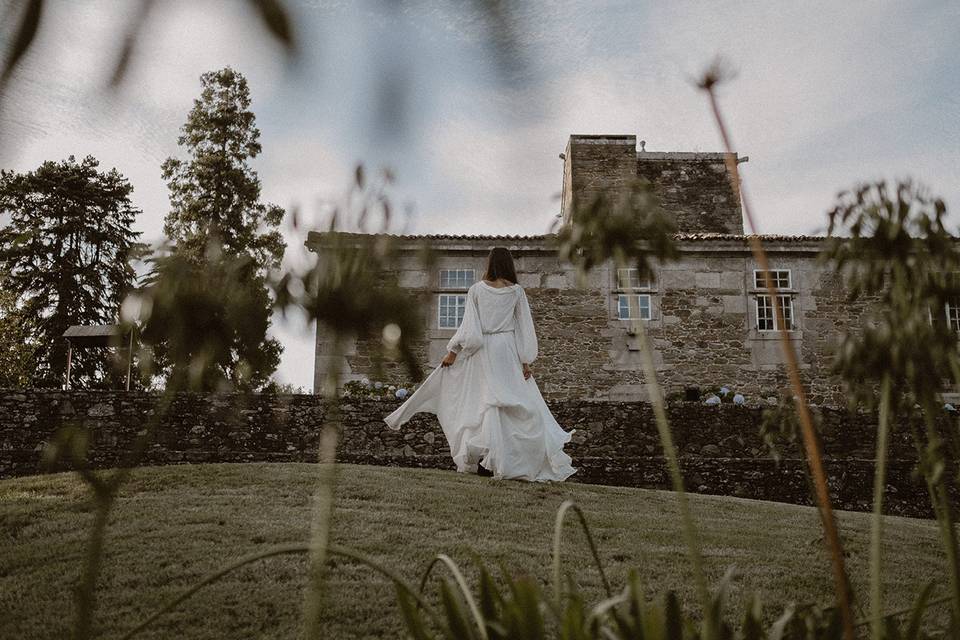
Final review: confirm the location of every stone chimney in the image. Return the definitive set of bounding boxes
[560,135,637,227]
[560,134,745,235]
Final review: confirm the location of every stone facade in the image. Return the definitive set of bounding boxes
[305,134,948,405]
[307,231,880,405]
[1,390,951,517]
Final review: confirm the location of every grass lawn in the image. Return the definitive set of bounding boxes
[0,462,952,639]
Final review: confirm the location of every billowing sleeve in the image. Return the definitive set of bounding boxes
[514,287,538,364]
[445,285,484,357]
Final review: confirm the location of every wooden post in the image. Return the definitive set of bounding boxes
[125,329,134,391]
[65,342,73,390]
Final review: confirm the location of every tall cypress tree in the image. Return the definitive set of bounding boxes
[151,67,283,389]
[0,156,142,388]
[161,67,284,270]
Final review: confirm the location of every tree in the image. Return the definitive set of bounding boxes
[151,67,284,389]
[0,269,36,388]
[161,67,284,270]
[0,156,142,388]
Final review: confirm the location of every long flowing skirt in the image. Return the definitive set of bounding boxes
[383,332,576,482]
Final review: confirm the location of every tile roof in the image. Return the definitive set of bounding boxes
[63,324,125,338]
[674,233,827,242]
[305,230,828,243]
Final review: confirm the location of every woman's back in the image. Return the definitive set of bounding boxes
[473,279,521,334]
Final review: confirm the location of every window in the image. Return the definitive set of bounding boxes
[617,268,651,290]
[438,294,466,329]
[618,294,651,320]
[754,270,791,290]
[947,300,960,332]
[756,294,794,331]
[439,269,476,289]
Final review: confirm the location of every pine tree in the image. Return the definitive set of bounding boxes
[161,67,284,270]
[150,67,284,389]
[0,156,142,388]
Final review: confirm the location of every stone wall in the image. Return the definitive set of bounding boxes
[561,135,745,235]
[2,389,952,518]
[635,152,745,235]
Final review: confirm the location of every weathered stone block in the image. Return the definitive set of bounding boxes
[722,295,746,313]
[694,272,721,289]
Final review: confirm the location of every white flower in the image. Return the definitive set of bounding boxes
[733,393,745,405]
[719,386,730,396]
[396,388,408,399]
[360,377,370,387]
[704,395,721,406]
[374,381,383,389]
[945,403,957,412]
[388,385,396,390]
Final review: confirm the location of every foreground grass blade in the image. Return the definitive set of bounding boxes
[120,542,440,639]
[70,387,177,640]
[302,422,340,639]
[434,554,489,640]
[870,376,893,639]
[628,312,710,613]
[552,500,613,607]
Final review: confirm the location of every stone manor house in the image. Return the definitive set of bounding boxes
[306,134,959,406]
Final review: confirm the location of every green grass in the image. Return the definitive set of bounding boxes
[0,463,951,639]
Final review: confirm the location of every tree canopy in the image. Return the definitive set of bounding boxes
[0,155,143,388]
[161,66,284,271]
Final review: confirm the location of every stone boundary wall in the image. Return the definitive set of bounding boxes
[0,390,952,518]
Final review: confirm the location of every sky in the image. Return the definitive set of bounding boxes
[1,0,958,389]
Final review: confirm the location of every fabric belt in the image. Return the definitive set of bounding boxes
[482,329,515,335]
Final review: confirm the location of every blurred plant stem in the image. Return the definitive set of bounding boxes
[67,387,177,640]
[619,256,710,614]
[302,353,342,639]
[869,375,892,639]
[698,67,856,640]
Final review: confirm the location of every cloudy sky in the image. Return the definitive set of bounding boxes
[2,0,958,389]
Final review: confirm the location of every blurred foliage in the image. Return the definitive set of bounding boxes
[820,179,960,633]
[0,0,43,94]
[273,165,433,394]
[822,180,960,413]
[0,155,144,388]
[552,178,678,287]
[0,0,296,100]
[136,241,281,392]
[697,63,858,638]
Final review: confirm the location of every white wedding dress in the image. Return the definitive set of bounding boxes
[383,280,577,482]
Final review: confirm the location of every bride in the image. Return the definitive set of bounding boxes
[383,247,576,482]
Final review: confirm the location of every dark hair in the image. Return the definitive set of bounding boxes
[483,247,518,284]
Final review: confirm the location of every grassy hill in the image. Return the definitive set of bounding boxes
[0,463,951,639]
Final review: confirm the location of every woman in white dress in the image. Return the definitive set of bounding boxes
[383,247,577,482]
